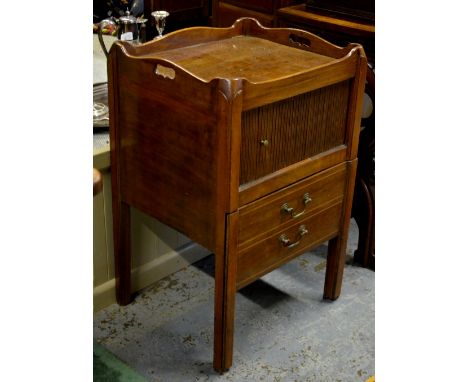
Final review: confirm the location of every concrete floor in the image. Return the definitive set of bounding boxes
[93,220,374,381]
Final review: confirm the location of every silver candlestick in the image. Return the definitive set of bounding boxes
[151,10,169,39]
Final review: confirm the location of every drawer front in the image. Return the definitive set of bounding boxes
[240,80,350,185]
[236,202,342,289]
[238,163,347,248]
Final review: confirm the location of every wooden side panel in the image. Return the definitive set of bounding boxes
[109,47,232,252]
[240,80,350,184]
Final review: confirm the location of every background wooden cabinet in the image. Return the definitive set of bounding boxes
[277,4,374,65]
[277,4,375,269]
[212,0,301,27]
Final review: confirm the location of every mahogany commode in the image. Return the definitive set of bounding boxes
[107,18,367,372]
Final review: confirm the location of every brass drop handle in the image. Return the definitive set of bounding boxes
[279,225,309,249]
[281,193,312,219]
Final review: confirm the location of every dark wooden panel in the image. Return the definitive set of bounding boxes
[217,2,275,27]
[216,0,301,17]
[223,0,274,13]
[144,0,210,39]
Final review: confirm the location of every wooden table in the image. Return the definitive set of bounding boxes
[107,18,367,372]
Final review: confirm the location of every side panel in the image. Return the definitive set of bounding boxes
[109,47,232,251]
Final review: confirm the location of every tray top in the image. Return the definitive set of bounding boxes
[143,35,335,83]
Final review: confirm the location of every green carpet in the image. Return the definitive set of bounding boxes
[93,341,147,381]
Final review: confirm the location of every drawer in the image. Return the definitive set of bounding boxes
[238,163,347,249]
[236,201,342,289]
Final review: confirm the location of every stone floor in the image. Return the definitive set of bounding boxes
[93,220,374,381]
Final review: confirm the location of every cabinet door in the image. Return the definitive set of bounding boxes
[240,80,351,185]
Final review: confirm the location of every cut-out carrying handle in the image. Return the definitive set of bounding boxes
[154,64,176,79]
[288,33,311,48]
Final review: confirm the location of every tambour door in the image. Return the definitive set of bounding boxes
[239,80,351,185]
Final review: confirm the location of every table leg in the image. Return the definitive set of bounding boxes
[113,201,132,306]
[324,235,347,300]
[323,160,357,300]
[213,213,238,373]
